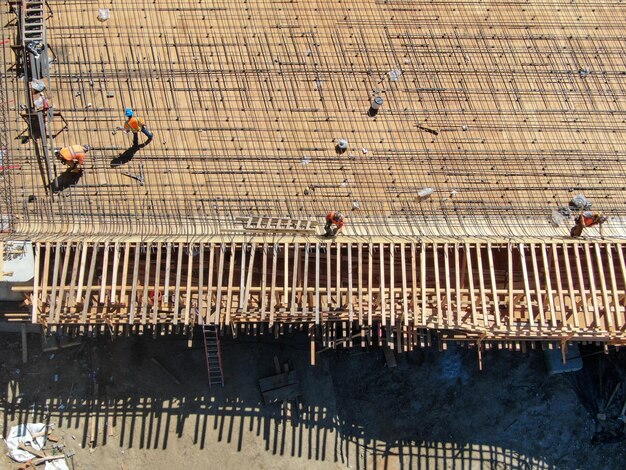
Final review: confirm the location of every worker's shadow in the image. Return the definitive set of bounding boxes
[51,169,83,193]
[110,145,139,168]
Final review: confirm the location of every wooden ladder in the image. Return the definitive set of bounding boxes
[19,0,46,44]
[202,325,224,387]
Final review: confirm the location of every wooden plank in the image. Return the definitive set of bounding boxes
[411,242,418,325]
[465,243,477,325]
[518,243,534,326]
[163,242,172,307]
[594,243,613,332]
[336,242,342,311]
[389,243,395,329]
[551,243,578,326]
[81,243,99,324]
[75,241,88,306]
[225,242,236,326]
[40,242,51,310]
[303,243,310,318]
[152,242,162,324]
[368,243,373,326]
[205,244,215,324]
[455,243,462,325]
[573,243,591,328]
[242,243,256,312]
[380,243,386,327]
[110,242,121,304]
[54,242,72,323]
[561,244,577,328]
[400,243,408,326]
[47,242,61,323]
[290,243,299,315]
[67,242,82,308]
[487,242,500,326]
[475,243,489,327]
[31,242,40,323]
[283,242,289,307]
[128,243,141,325]
[420,242,426,325]
[529,244,546,326]
[584,243,602,329]
[173,242,184,325]
[99,241,110,304]
[347,242,353,322]
[507,243,513,325]
[184,244,195,325]
[358,243,364,325]
[315,243,320,324]
[443,243,452,324]
[238,243,246,312]
[433,243,441,323]
[141,242,152,325]
[269,244,278,326]
[326,242,332,309]
[606,244,624,327]
[213,243,225,325]
[540,243,557,327]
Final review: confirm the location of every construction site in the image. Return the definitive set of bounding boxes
[2,0,626,468]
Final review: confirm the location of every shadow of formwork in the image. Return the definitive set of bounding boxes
[0,332,613,469]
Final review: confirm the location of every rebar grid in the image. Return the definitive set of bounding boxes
[2,0,626,238]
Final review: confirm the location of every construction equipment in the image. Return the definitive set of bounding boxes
[202,324,224,387]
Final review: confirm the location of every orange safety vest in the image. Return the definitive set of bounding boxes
[58,145,86,165]
[581,211,604,227]
[326,211,345,228]
[124,116,145,133]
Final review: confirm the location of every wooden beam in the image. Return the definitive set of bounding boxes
[47,242,61,323]
[465,243,477,325]
[31,242,40,323]
[507,243,513,325]
[326,242,332,309]
[99,241,110,305]
[303,243,310,317]
[225,242,236,326]
[358,243,364,325]
[400,243,408,327]
[315,243,320,325]
[205,243,215,324]
[184,244,194,325]
[197,242,204,321]
[411,242,418,324]
[173,243,184,325]
[390,243,395,328]
[594,243,613,333]
[518,243,534,326]
[529,244,546,326]
[584,243,602,329]
[475,243,488,327]
[347,243,353,322]
[455,243,461,325]
[380,243,387,327]
[444,243,453,324]
[336,242,342,311]
[573,243,591,327]
[540,243,557,327]
[152,242,162,324]
[283,242,289,307]
[119,242,131,305]
[269,244,278,326]
[67,242,82,308]
[420,242,426,325]
[141,242,152,325]
[163,242,172,307]
[55,242,72,323]
[368,243,373,326]
[213,243,225,325]
[561,244,577,328]
[82,243,99,324]
[606,244,624,327]
[433,243,442,323]
[128,243,141,325]
[75,241,88,306]
[110,242,121,304]
[487,242,500,326]
[242,243,256,312]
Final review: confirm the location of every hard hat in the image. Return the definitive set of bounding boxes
[83,144,91,151]
[125,108,133,117]
[334,212,344,221]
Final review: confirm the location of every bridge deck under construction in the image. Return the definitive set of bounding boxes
[1,0,626,346]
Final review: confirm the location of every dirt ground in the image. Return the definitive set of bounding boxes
[1,329,625,470]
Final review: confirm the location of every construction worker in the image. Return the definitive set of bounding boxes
[570,211,608,238]
[55,144,90,172]
[324,211,345,237]
[123,108,153,148]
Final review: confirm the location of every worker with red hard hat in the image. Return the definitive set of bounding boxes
[324,211,345,237]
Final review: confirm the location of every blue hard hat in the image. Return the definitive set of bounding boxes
[125,108,133,117]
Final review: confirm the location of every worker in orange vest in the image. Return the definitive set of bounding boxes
[123,108,153,148]
[324,211,345,237]
[570,210,608,238]
[55,144,90,172]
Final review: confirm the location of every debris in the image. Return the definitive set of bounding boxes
[30,80,45,92]
[417,187,434,200]
[351,201,360,210]
[97,8,110,22]
[569,194,592,211]
[5,423,47,462]
[300,157,310,165]
[336,139,348,154]
[361,148,368,154]
[388,69,402,81]
[462,125,468,131]
[578,67,589,78]
[415,123,439,135]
